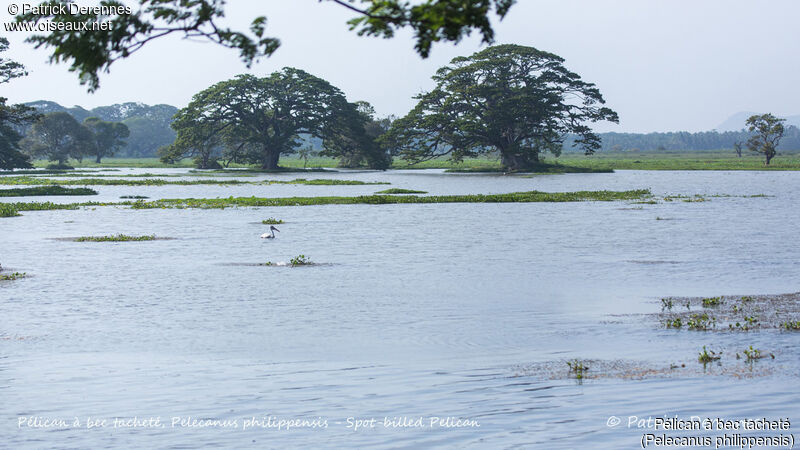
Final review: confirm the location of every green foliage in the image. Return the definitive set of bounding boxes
[0,271,27,281]
[566,359,589,379]
[290,255,312,266]
[375,188,428,194]
[1,38,37,170]
[740,346,772,362]
[701,296,723,307]
[83,117,130,163]
[782,321,800,331]
[20,112,96,164]
[165,70,354,170]
[661,298,674,311]
[320,101,392,169]
[687,313,716,330]
[0,203,20,217]
[0,186,97,197]
[698,346,721,364]
[120,195,149,199]
[665,317,682,329]
[384,45,618,171]
[262,218,284,225]
[0,176,382,186]
[129,189,651,209]
[17,1,516,91]
[73,234,157,242]
[745,114,785,165]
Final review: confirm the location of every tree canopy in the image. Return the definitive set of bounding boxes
[383,44,619,171]
[165,68,357,170]
[21,112,96,166]
[1,37,39,170]
[84,117,130,163]
[320,101,392,169]
[745,113,785,165]
[18,0,516,91]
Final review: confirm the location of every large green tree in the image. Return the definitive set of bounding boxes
[1,37,39,170]
[21,112,96,166]
[171,68,352,170]
[383,44,619,171]
[83,117,130,163]
[321,101,392,169]
[745,113,785,166]
[18,0,516,92]
[158,105,228,169]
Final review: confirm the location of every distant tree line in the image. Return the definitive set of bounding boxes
[563,127,800,153]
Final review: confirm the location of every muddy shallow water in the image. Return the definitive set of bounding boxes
[1,169,799,448]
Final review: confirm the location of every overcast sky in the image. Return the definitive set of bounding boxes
[2,0,799,132]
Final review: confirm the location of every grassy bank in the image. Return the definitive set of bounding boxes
[30,151,800,171]
[129,189,652,209]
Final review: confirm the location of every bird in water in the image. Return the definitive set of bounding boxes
[260,225,280,239]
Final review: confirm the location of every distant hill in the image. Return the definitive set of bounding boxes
[715,111,800,132]
[25,101,178,157]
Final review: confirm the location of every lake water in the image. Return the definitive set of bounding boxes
[1,169,799,448]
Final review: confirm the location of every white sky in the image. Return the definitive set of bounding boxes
[2,0,799,132]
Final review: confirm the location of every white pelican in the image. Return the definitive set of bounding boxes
[260,225,280,239]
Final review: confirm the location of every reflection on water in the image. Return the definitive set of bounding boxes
[1,170,799,448]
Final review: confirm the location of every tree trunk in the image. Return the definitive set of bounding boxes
[95,154,102,163]
[765,153,773,166]
[261,148,280,170]
[501,150,539,172]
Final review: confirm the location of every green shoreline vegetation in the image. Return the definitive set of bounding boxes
[23,152,800,172]
[0,186,98,197]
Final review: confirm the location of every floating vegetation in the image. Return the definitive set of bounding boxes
[566,359,590,380]
[687,313,716,330]
[290,255,313,266]
[374,188,428,194]
[9,201,118,212]
[782,321,800,331]
[262,218,284,225]
[0,203,20,217]
[661,298,674,311]
[130,189,652,210]
[0,176,386,187]
[286,178,387,185]
[665,317,683,328]
[72,234,159,242]
[444,163,613,174]
[120,195,149,199]
[739,346,773,362]
[654,292,800,332]
[0,272,27,281]
[698,346,722,364]
[0,186,98,197]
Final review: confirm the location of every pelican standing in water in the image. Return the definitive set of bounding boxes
[261,225,280,239]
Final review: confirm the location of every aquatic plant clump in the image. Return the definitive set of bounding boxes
[0,272,27,281]
[130,189,653,210]
[73,234,158,242]
[375,188,429,194]
[566,359,590,380]
[262,218,284,225]
[290,255,313,266]
[698,346,721,364]
[0,186,98,197]
[0,203,20,217]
